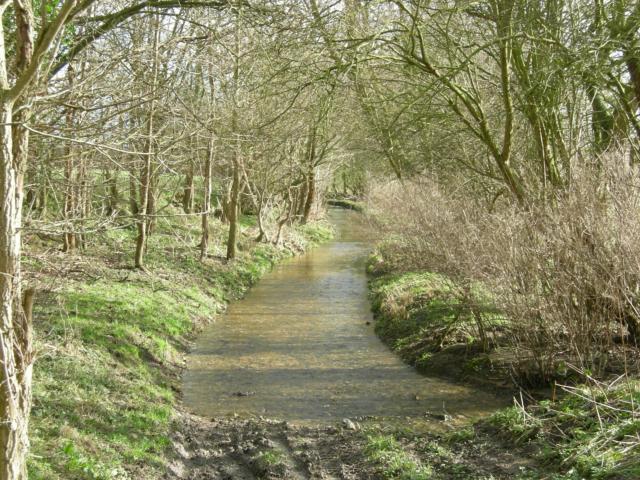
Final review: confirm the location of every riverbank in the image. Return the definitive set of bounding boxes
[25,202,638,480]
[166,409,538,480]
[327,198,365,213]
[367,266,510,392]
[25,211,333,480]
[366,248,640,479]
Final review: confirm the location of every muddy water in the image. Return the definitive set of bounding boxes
[183,209,506,424]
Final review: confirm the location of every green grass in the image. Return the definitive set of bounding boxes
[489,381,640,479]
[368,268,503,377]
[369,271,459,341]
[256,449,283,466]
[250,448,288,478]
[297,221,335,244]
[365,434,433,479]
[26,210,333,479]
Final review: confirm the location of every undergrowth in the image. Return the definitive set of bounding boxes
[365,433,433,479]
[488,379,640,479]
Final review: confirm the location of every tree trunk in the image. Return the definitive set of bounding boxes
[586,83,615,153]
[1,2,41,468]
[76,155,88,249]
[296,179,307,219]
[183,164,194,214]
[302,168,316,224]
[200,138,213,260]
[1,2,37,467]
[274,189,294,246]
[255,196,269,243]
[146,172,157,236]
[105,170,119,216]
[38,159,47,217]
[226,155,240,260]
[226,12,241,261]
[134,14,160,269]
[0,99,32,480]
[129,170,139,217]
[62,151,76,252]
[62,74,77,252]
[135,149,153,269]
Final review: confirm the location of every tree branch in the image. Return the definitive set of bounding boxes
[51,0,238,77]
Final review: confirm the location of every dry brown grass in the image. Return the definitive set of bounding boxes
[369,160,640,384]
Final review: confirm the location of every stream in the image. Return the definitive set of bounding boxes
[183,209,506,424]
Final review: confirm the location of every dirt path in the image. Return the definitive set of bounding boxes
[166,412,538,480]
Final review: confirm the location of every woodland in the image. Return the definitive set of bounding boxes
[0,0,639,479]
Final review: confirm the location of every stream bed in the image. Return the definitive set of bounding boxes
[183,209,507,424]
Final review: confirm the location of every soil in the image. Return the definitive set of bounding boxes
[166,413,371,480]
[166,411,540,480]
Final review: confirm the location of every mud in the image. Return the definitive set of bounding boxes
[166,412,538,480]
[167,413,372,480]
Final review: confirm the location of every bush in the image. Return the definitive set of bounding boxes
[369,160,640,384]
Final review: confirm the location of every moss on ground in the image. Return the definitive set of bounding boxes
[25,209,333,480]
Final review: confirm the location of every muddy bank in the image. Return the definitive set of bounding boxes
[166,413,541,480]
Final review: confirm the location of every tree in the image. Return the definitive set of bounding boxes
[0,2,233,478]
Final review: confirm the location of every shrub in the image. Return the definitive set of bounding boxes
[369,159,640,383]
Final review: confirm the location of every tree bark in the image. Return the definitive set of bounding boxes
[135,14,160,270]
[226,155,240,260]
[274,189,294,246]
[255,200,268,242]
[129,170,139,217]
[62,148,77,252]
[226,11,241,260]
[296,179,308,219]
[0,0,38,475]
[183,164,195,214]
[200,138,213,260]
[63,70,77,252]
[105,170,119,216]
[0,96,33,480]
[302,169,316,224]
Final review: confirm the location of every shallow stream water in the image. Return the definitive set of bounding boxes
[183,209,507,424]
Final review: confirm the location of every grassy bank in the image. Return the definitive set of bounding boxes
[487,379,640,479]
[25,211,333,480]
[367,252,640,479]
[357,379,639,479]
[367,261,508,389]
